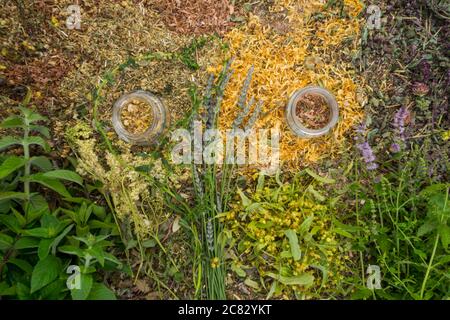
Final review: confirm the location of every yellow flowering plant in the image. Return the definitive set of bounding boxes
[223,169,350,299]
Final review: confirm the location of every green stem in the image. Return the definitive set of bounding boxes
[420,187,448,299]
[23,125,31,199]
[354,161,366,286]
[419,233,439,299]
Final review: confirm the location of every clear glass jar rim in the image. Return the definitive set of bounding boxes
[286,86,339,138]
[112,90,167,145]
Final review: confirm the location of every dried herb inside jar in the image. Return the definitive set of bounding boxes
[120,99,154,135]
[295,93,331,130]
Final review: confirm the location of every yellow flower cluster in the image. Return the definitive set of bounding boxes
[225,180,348,298]
[66,122,168,239]
[210,257,220,269]
[210,0,365,168]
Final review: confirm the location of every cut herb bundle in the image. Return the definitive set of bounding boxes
[178,59,262,299]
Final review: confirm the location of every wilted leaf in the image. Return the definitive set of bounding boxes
[237,188,252,207]
[244,278,260,290]
[172,215,181,233]
[135,279,151,294]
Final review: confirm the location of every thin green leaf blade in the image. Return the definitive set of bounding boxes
[38,238,54,260]
[43,170,83,186]
[0,233,14,250]
[8,258,33,274]
[30,125,50,138]
[14,237,40,250]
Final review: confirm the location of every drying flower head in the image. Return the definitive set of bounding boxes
[412,82,430,97]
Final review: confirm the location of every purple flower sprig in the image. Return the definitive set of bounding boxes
[393,106,410,141]
[391,106,411,153]
[390,142,401,154]
[355,122,378,171]
[357,141,379,170]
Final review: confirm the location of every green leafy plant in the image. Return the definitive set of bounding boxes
[0,99,123,300]
[348,159,450,300]
[59,231,121,300]
[224,170,349,299]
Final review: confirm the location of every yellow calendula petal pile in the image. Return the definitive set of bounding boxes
[212,0,365,168]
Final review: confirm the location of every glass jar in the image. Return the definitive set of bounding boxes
[286,86,339,138]
[112,90,167,146]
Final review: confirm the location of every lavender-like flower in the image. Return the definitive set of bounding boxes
[355,122,366,135]
[389,106,412,154]
[393,106,410,142]
[356,141,378,170]
[355,122,378,171]
[390,142,401,154]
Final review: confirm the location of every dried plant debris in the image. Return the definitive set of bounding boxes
[3,53,71,98]
[150,0,237,35]
[295,93,331,130]
[0,2,73,104]
[120,99,154,134]
[211,0,364,167]
[1,0,226,149]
